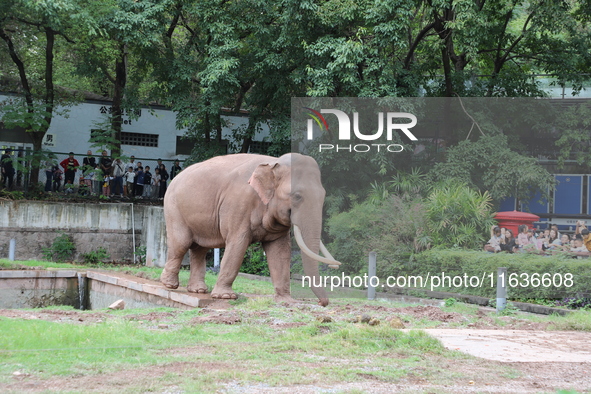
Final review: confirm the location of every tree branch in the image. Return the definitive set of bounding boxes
[403,21,436,70]
[0,28,33,107]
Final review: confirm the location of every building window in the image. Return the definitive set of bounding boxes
[90,130,159,147]
[121,132,158,147]
[176,136,194,155]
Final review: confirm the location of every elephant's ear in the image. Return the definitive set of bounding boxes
[248,163,278,205]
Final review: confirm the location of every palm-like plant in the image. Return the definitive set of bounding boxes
[426,180,495,249]
[389,167,431,197]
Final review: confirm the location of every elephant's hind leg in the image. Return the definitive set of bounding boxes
[187,244,209,293]
[160,226,192,289]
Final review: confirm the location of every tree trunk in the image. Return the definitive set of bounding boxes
[111,44,127,157]
[29,27,55,185]
[240,116,257,153]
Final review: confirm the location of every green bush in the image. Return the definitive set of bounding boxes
[81,247,110,264]
[240,244,270,276]
[326,201,382,274]
[397,249,591,300]
[327,194,432,277]
[426,180,496,249]
[42,233,76,262]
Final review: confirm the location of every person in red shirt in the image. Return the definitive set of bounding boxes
[60,152,80,186]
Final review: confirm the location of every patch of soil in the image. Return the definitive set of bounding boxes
[5,354,591,393]
[0,308,185,325]
[190,312,242,325]
[0,308,109,324]
[124,311,176,322]
[397,305,466,323]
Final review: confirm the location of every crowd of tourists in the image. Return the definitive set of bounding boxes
[485,221,591,256]
[1,148,183,200]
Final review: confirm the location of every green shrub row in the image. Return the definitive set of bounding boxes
[390,249,591,300]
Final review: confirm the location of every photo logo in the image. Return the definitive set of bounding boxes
[304,108,418,153]
[304,107,329,137]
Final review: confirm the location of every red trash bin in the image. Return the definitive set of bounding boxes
[494,211,540,236]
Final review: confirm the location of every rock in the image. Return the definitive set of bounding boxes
[368,318,380,326]
[388,316,405,329]
[317,315,333,323]
[158,324,169,329]
[360,314,371,323]
[108,299,125,310]
[12,371,29,377]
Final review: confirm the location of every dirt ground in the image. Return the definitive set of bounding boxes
[2,302,591,393]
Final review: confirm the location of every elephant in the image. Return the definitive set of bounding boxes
[159,153,341,306]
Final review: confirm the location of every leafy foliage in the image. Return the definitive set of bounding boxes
[426,180,496,249]
[1,0,590,185]
[405,249,589,300]
[42,233,76,262]
[556,297,591,310]
[556,101,591,171]
[327,193,431,276]
[240,243,270,277]
[429,134,555,205]
[81,247,110,265]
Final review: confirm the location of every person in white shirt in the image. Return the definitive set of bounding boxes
[124,166,136,197]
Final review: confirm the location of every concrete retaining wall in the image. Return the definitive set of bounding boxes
[0,269,212,309]
[0,201,172,267]
[0,270,80,308]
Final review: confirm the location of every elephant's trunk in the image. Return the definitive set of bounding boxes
[293,224,339,307]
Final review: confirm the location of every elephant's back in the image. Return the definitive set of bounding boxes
[164,154,275,211]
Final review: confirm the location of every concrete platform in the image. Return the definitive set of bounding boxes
[421,329,591,362]
[0,269,217,309]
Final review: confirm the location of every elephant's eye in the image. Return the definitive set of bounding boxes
[292,192,303,202]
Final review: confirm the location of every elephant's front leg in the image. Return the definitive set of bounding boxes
[211,238,250,299]
[187,245,208,293]
[263,233,294,303]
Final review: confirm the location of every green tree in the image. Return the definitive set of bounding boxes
[71,0,170,156]
[0,0,90,183]
[556,101,591,171]
[429,134,555,204]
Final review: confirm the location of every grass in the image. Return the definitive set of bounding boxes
[0,299,458,392]
[0,258,86,270]
[536,310,591,331]
[2,259,591,392]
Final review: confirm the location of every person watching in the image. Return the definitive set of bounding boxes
[60,152,80,187]
[571,235,589,258]
[484,225,502,253]
[581,228,591,252]
[500,229,518,253]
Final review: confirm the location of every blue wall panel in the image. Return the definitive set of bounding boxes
[498,197,516,212]
[521,190,549,214]
[554,175,582,214]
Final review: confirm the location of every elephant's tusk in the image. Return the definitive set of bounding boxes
[293,225,341,268]
[319,241,340,269]
[319,241,336,261]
